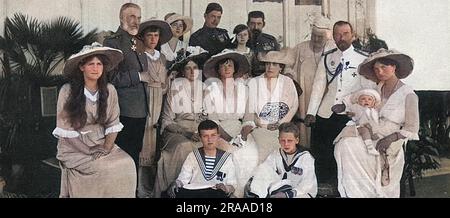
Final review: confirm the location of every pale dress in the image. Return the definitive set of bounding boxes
[203,78,256,197]
[244,74,299,164]
[334,83,419,198]
[153,78,205,197]
[53,83,136,198]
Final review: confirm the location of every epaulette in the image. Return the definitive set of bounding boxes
[216,27,229,33]
[260,33,276,40]
[322,48,338,56]
[104,32,121,40]
[354,48,369,57]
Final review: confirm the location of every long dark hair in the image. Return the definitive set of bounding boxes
[64,54,110,130]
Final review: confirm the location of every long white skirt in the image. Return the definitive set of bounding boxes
[334,136,405,198]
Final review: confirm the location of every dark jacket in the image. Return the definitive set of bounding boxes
[189,26,232,56]
[247,32,281,77]
[104,27,149,118]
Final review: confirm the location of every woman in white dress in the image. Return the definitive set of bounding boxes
[240,49,299,188]
[153,47,210,197]
[334,48,419,198]
[160,13,193,63]
[53,43,136,197]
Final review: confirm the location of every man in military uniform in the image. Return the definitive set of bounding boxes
[246,11,281,77]
[189,2,231,56]
[103,3,149,173]
[304,21,375,186]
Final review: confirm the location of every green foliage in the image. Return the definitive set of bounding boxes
[0,13,98,162]
[353,28,389,53]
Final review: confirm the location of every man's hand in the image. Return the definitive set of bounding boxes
[331,103,346,114]
[304,114,316,127]
[240,125,254,141]
[139,71,151,83]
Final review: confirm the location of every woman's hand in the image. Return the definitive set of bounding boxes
[376,133,399,153]
[240,125,254,141]
[92,148,110,160]
[267,122,279,131]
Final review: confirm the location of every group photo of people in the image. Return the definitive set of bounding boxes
[1,0,448,199]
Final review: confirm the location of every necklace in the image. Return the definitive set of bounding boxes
[381,79,400,100]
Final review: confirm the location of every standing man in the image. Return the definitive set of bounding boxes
[246,11,280,77]
[189,2,231,56]
[103,3,148,172]
[304,21,374,185]
[290,16,334,148]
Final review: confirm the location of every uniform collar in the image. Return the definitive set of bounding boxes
[116,27,134,39]
[341,44,355,57]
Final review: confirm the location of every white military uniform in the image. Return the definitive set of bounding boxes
[307,45,375,118]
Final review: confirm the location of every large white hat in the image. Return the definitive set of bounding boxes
[63,42,123,76]
[258,48,295,67]
[165,13,193,35]
[358,48,414,82]
[203,49,250,79]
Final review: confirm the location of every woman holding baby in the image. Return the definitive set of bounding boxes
[333,48,419,198]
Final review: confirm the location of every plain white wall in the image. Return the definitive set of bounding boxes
[375,0,450,91]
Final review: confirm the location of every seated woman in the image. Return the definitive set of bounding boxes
[203,49,249,144]
[334,48,419,198]
[153,47,210,197]
[248,122,317,198]
[53,42,136,198]
[202,49,253,197]
[167,120,237,198]
[241,49,299,164]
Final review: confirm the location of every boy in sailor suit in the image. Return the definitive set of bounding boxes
[248,122,317,198]
[167,120,237,198]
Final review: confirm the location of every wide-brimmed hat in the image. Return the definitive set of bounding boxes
[165,13,193,35]
[311,16,331,34]
[63,42,123,76]
[358,48,414,82]
[138,19,173,45]
[169,46,210,73]
[351,88,381,107]
[258,48,295,67]
[203,49,250,79]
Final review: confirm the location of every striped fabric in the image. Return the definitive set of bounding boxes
[204,156,216,178]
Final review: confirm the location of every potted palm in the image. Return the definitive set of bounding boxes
[0,13,97,196]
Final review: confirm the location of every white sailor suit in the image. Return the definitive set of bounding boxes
[249,148,317,198]
[306,45,375,182]
[175,148,237,197]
